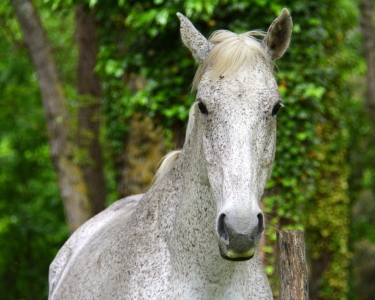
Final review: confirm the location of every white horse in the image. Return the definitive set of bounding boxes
[49,9,292,299]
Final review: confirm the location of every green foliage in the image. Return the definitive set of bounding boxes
[0,39,69,298]
[0,2,74,298]
[261,0,359,298]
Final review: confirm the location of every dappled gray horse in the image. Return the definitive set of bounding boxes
[49,9,292,299]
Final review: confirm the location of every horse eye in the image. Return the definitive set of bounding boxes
[272,101,284,117]
[197,99,208,115]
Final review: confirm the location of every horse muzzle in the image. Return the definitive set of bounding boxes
[216,212,264,261]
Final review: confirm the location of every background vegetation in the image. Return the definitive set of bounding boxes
[1,0,374,299]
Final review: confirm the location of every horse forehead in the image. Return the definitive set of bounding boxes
[199,67,278,107]
[200,84,278,114]
[230,65,276,88]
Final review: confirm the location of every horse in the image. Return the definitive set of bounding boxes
[49,9,292,299]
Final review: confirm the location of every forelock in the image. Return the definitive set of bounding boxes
[192,30,270,92]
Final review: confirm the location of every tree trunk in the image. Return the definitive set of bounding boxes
[277,230,309,300]
[75,5,106,215]
[360,0,375,147]
[116,113,165,198]
[112,72,165,199]
[12,0,92,233]
[306,121,350,300]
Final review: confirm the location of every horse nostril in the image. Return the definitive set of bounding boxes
[217,214,229,243]
[257,213,264,235]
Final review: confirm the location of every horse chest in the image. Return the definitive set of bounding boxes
[164,259,270,300]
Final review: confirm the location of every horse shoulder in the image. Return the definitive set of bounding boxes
[49,194,143,297]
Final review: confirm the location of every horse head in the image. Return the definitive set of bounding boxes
[178,10,292,261]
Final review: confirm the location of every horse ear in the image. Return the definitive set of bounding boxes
[177,13,214,64]
[262,8,293,60]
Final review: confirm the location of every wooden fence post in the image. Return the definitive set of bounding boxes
[277,230,309,300]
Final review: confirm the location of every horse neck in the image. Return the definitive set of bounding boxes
[164,120,213,234]
[160,120,246,280]
[153,111,270,297]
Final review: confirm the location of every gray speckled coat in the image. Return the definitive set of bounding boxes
[49,9,292,300]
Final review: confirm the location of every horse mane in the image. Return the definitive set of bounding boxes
[153,150,181,184]
[153,104,196,184]
[154,30,268,184]
[192,30,268,92]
